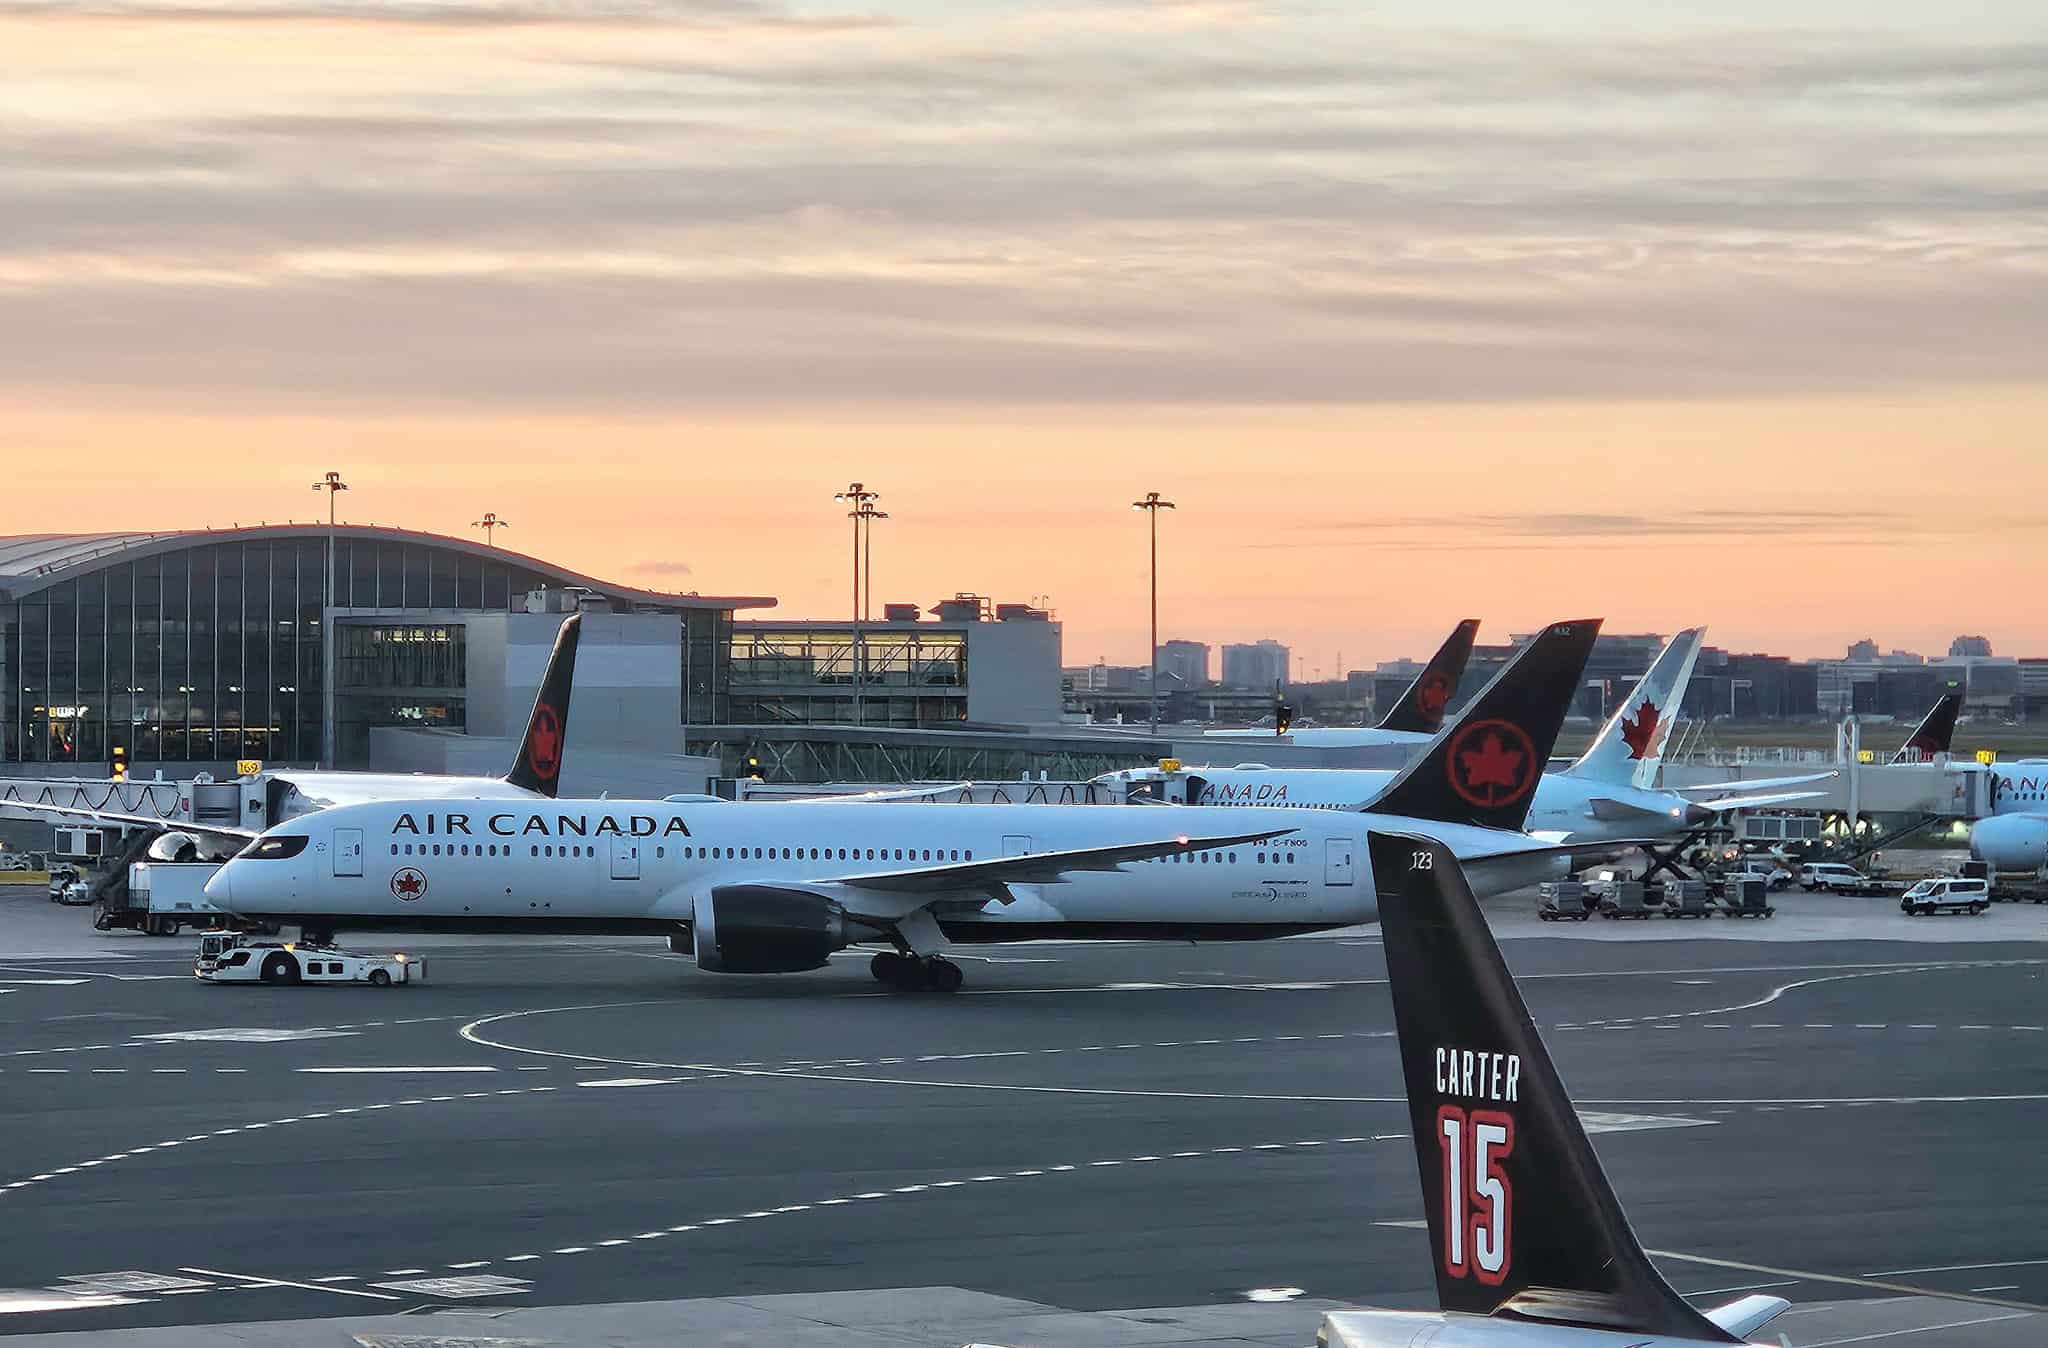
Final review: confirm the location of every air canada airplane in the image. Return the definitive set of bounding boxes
[1207,618,1481,748]
[1109,628,1834,852]
[1324,831,1792,1347]
[1970,757,2048,875]
[1888,692,1962,764]
[205,620,1605,992]
[1,614,585,859]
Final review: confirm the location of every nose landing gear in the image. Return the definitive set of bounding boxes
[870,951,964,994]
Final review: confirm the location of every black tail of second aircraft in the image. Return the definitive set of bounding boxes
[1378,618,1480,734]
[1364,619,1601,832]
[1891,693,1962,765]
[505,613,581,797]
[1369,831,1741,1341]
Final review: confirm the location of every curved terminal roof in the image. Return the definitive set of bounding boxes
[0,526,774,612]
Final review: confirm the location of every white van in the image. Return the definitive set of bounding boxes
[1899,877,1990,916]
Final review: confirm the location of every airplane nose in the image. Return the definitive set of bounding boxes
[203,865,233,906]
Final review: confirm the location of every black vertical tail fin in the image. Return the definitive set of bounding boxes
[505,613,580,797]
[1891,693,1961,765]
[1368,830,1741,1341]
[1378,619,1480,734]
[1363,620,1600,832]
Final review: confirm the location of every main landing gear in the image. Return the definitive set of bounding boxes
[871,951,964,995]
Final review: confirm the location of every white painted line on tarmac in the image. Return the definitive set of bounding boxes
[298,1066,496,1074]
[178,1267,400,1302]
[1864,1258,2048,1277]
[1801,1311,2040,1345]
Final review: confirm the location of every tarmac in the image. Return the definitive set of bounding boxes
[3,885,2045,1345]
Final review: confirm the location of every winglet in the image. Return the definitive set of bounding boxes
[505,613,580,797]
[1890,693,1962,765]
[1363,620,1601,832]
[1564,626,1704,789]
[1368,830,1743,1342]
[1378,619,1481,734]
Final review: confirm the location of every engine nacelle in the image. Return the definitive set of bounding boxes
[1971,815,2048,873]
[147,832,202,863]
[691,886,852,974]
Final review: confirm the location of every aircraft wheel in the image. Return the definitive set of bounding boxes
[871,952,905,985]
[925,958,963,995]
[259,951,300,985]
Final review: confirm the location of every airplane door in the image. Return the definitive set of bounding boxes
[1324,837,1355,886]
[333,828,364,878]
[1003,835,1032,857]
[1180,775,1207,805]
[610,836,641,880]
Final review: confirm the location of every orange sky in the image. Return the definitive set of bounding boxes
[6,388,2043,671]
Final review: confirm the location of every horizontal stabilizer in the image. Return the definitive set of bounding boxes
[1586,796,1686,823]
[1704,1293,1792,1338]
[1689,789,1830,814]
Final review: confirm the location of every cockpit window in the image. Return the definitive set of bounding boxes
[240,835,310,861]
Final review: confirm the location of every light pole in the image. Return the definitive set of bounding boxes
[858,502,888,621]
[472,512,509,546]
[310,470,349,767]
[1131,491,1175,733]
[833,482,879,725]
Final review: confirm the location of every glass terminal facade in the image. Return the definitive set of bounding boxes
[728,628,968,727]
[5,533,608,765]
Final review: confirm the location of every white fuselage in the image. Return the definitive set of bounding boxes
[1107,767,1694,847]
[205,797,1567,940]
[269,772,541,820]
[1970,762,2048,872]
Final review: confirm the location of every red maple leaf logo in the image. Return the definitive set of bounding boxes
[1416,673,1452,723]
[1620,700,1662,760]
[1445,719,1537,808]
[390,868,426,901]
[527,703,562,779]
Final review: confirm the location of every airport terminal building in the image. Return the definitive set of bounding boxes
[0,529,1080,785]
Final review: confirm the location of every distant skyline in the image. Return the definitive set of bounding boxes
[5,3,2044,667]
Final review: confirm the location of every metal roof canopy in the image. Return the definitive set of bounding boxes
[0,526,774,612]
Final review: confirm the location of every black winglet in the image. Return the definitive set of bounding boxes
[505,613,580,797]
[1368,831,1739,1341]
[1378,619,1481,734]
[1363,620,1600,831]
[1891,693,1961,764]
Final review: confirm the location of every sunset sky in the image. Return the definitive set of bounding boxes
[5,0,2044,670]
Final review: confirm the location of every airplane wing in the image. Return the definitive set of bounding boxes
[1686,788,1831,814]
[0,799,258,843]
[825,827,1301,899]
[1585,796,1688,823]
[1670,770,1836,795]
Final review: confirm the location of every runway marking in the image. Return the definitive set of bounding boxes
[1640,1249,2048,1314]
[1801,1311,2040,1345]
[1864,1258,2048,1277]
[0,1084,572,1201]
[179,1266,400,1302]
[297,1065,497,1074]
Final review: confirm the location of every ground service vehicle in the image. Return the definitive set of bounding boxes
[196,934,424,986]
[1799,862,1895,895]
[1900,877,1990,916]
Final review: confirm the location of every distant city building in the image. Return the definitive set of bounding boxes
[1950,634,1993,658]
[1157,639,1211,691]
[1221,639,1290,691]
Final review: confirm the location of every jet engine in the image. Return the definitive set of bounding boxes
[1971,815,2048,874]
[690,886,853,973]
[146,831,203,863]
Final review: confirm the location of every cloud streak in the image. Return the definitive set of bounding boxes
[2,7,2045,408]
